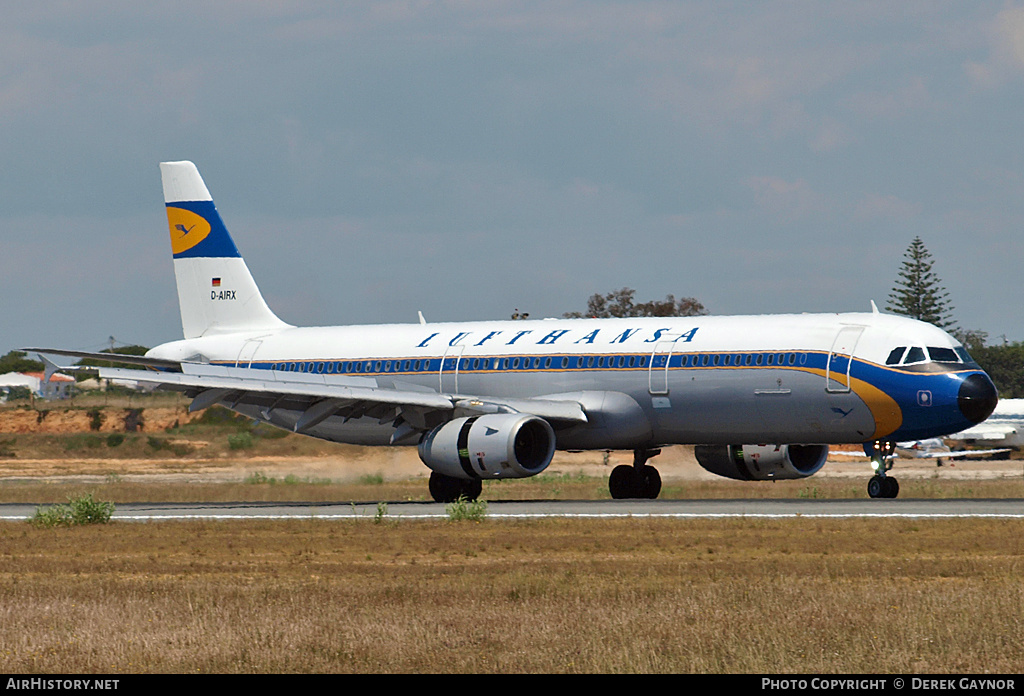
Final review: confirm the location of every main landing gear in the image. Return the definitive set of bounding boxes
[866,440,900,499]
[608,448,663,499]
[428,472,482,503]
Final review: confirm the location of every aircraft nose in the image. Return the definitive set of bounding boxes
[958,373,998,424]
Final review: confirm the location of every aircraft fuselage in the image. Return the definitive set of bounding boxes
[147,311,993,451]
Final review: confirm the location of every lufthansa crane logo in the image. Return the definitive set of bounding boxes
[166,206,212,255]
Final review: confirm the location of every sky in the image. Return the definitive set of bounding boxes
[3,1,1024,356]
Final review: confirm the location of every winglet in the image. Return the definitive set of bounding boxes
[39,354,70,383]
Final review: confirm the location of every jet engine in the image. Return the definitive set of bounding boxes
[418,414,556,480]
[694,444,829,481]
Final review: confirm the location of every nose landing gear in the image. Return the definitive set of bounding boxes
[865,440,900,499]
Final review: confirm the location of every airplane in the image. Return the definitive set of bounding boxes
[28,161,1000,501]
[831,438,1011,464]
[945,398,1024,451]
[893,439,1010,461]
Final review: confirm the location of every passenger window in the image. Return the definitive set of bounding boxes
[886,347,906,365]
[903,347,926,364]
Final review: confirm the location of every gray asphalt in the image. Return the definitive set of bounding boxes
[3,498,1022,520]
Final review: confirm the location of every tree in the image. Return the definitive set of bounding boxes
[0,351,43,374]
[886,237,956,331]
[969,341,1024,398]
[564,287,708,318]
[72,345,150,369]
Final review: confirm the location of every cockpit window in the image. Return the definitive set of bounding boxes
[955,347,980,367]
[903,346,926,364]
[885,347,907,365]
[927,347,960,363]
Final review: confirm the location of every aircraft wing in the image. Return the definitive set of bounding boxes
[829,447,1011,460]
[829,451,896,459]
[903,447,1012,459]
[44,360,587,440]
[946,424,1020,442]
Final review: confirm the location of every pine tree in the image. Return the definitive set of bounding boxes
[563,287,708,318]
[886,237,956,330]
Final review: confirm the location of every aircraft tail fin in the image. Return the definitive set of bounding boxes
[160,161,291,339]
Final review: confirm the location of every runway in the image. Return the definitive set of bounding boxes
[2,498,1022,521]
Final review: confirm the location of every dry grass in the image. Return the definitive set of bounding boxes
[0,517,1022,674]
[2,400,1023,673]
[1,472,1023,505]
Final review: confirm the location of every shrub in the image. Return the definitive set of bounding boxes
[31,493,115,528]
[87,408,105,431]
[446,496,488,522]
[228,432,255,450]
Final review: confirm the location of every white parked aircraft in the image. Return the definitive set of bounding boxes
[894,439,1010,460]
[832,438,1010,464]
[29,162,1000,501]
[946,398,1024,451]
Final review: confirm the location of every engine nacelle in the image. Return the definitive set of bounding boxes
[418,414,556,480]
[694,444,829,481]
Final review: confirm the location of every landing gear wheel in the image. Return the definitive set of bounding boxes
[867,475,885,499]
[868,475,900,499]
[637,465,662,499]
[884,477,899,499]
[608,449,665,499]
[609,465,636,499]
[429,472,482,503]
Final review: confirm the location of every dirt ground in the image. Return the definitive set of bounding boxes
[1,402,1020,484]
[1,444,1020,485]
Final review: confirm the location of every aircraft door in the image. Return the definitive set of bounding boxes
[236,339,263,368]
[826,326,864,393]
[439,345,465,394]
[648,335,680,395]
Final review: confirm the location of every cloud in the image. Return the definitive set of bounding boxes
[966,5,1024,87]
[745,176,826,225]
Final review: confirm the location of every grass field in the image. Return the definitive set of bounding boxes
[2,399,1023,673]
[1,517,1022,674]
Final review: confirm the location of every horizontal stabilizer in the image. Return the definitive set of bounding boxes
[25,348,182,371]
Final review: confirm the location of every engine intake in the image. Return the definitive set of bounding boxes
[418,414,556,480]
[694,444,829,481]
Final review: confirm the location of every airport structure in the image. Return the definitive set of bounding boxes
[0,371,75,401]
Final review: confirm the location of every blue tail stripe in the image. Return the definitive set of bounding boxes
[168,200,241,259]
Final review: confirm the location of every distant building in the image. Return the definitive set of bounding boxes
[0,372,76,400]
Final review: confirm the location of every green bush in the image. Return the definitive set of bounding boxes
[446,496,488,522]
[87,408,105,431]
[31,493,115,528]
[228,432,255,450]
